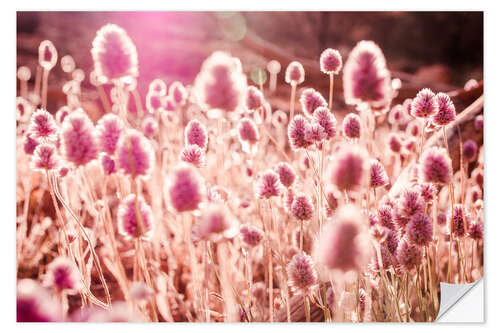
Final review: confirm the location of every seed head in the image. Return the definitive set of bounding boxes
[432,92,456,126]
[142,117,158,139]
[418,183,436,203]
[387,133,402,154]
[378,204,395,230]
[237,118,260,146]
[305,121,327,143]
[240,224,263,247]
[419,147,452,184]
[449,204,468,238]
[343,40,391,108]
[193,51,247,114]
[288,115,313,150]
[287,253,317,294]
[169,81,188,107]
[61,109,98,167]
[185,119,208,150]
[39,40,58,70]
[245,86,264,111]
[23,132,39,155]
[274,162,296,188]
[396,238,422,272]
[406,212,432,246]
[96,114,124,155]
[28,109,58,142]
[285,61,305,85]
[100,154,116,175]
[397,188,425,218]
[195,202,236,242]
[463,139,478,162]
[317,205,371,273]
[313,106,337,139]
[180,144,206,168]
[44,257,82,293]
[406,119,423,137]
[117,194,154,239]
[474,115,484,131]
[320,48,342,75]
[17,279,61,322]
[116,129,155,178]
[342,113,361,140]
[91,24,138,83]
[291,193,314,221]
[411,88,438,118]
[299,88,327,118]
[328,144,369,192]
[30,143,59,171]
[168,163,205,212]
[369,159,389,188]
[254,169,283,199]
[468,222,483,241]
[148,78,167,96]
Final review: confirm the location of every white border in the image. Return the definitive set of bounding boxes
[3,2,497,332]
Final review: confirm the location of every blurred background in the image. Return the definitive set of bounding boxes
[16,11,483,112]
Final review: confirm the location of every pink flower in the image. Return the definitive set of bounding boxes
[116,129,155,178]
[193,51,247,114]
[343,40,392,108]
[23,132,39,155]
[245,86,264,111]
[342,113,361,140]
[168,163,205,212]
[180,144,206,168]
[288,115,313,150]
[317,205,371,273]
[378,204,395,230]
[411,88,438,118]
[17,279,61,322]
[142,117,158,139]
[38,40,58,70]
[145,91,165,112]
[30,143,59,171]
[397,188,425,218]
[287,253,317,294]
[418,183,436,203]
[369,159,389,188]
[44,257,82,293]
[285,61,305,85]
[117,194,154,239]
[299,88,327,117]
[100,154,116,175]
[419,147,452,184]
[28,109,58,142]
[237,118,260,146]
[91,24,138,83]
[468,222,483,240]
[240,224,263,247]
[328,144,369,192]
[274,162,296,188]
[185,119,208,150]
[320,48,342,75]
[305,121,327,143]
[55,106,70,125]
[169,81,188,107]
[148,78,167,95]
[449,204,468,238]
[194,202,236,241]
[432,92,456,126]
[61,109,98,167]
[387,133,402,154]
[254,169,282,199]
[463,139,478,162]
[406,212,432,246]
[313,107,337,139]
[406,119,423,137]
[291,193,314,221]
[474,115,484,131]
[96,114,124,155]
[396,238,422,272]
